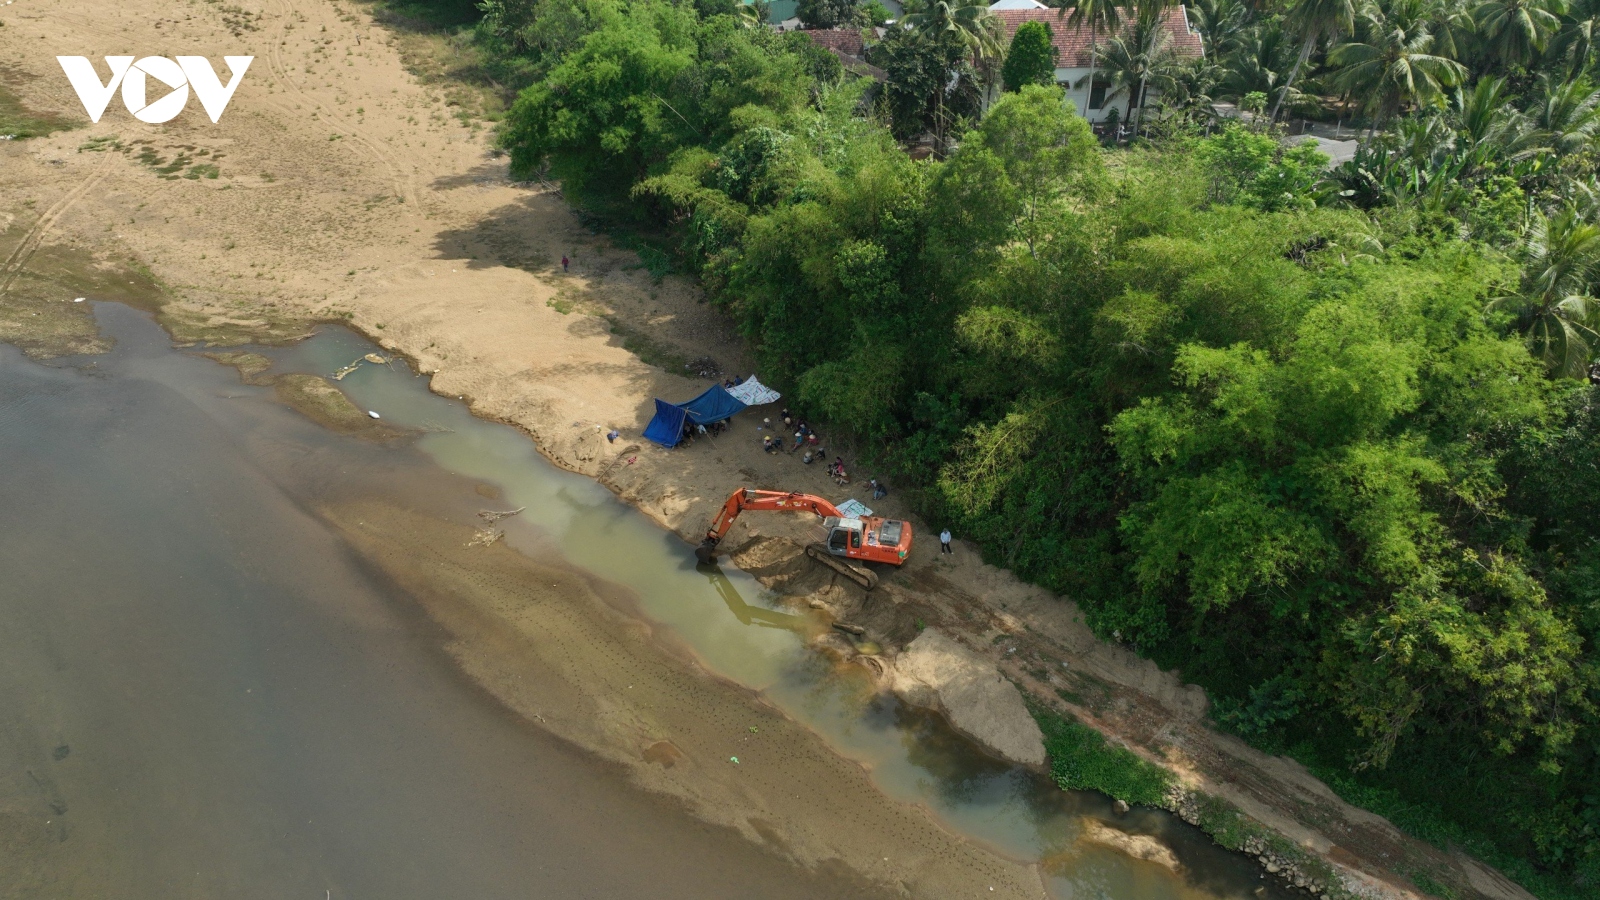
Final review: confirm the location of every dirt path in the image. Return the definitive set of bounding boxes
[0,3,1531,900]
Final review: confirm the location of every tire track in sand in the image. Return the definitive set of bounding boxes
[0,151,117,297]
[262,0,421,208]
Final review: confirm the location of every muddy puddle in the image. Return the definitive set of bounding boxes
[0,302,1295,899]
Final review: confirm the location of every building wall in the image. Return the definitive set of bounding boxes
[1052,66,1143,123]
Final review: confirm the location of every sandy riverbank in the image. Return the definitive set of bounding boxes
[0,2,1534,898]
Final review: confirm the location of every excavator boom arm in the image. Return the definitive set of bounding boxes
[705,489,845,543]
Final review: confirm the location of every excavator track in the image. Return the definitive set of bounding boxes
[805,543,879,591]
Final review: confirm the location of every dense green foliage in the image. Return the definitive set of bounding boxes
[1002,20,1059,91]
[467,0,1600,893]
[1032,703,1174,806]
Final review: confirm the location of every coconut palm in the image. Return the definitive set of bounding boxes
[1472,0,1562,70]
[903,0,1003,154]
[1425,0,1478,61]
[1328,0,1468,135]
[1527,74,1600,156]
[1081,1,1180,133]
[1490,208,1600,378]
[1549,0,1600,77]
[1222,22,1300,103]
[904,0,1007,59]
[1269,0,1358,121]
[1060,0,1125,118]
[1190,0,1258,57]
[1164,56,1225,126]
[737,0,771,27]
[1450,75,1539,172]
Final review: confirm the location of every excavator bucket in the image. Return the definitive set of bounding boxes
[694,540,719,566]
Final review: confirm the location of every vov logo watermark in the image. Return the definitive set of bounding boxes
[56,56,253,124]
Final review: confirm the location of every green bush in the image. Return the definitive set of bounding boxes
[1031,704,1172,808]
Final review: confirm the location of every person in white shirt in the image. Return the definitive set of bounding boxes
[939,529,952,554]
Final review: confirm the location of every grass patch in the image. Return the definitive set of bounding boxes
[1029,702,1171,808]
[603,315,688,373]
[202,0,264,35]
[0,81,76,140]
[135,145,197,178]
[1185,792,1355,900]
[356,0,509,124]
[185,163,221,180]
[78,135,121,152]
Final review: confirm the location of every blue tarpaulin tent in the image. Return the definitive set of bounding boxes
[677,384,747,425]
[642,399,689,447]
[642,385,750,447]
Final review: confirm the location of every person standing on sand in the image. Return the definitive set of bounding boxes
[561,255,569,273]
[939,529,952,554]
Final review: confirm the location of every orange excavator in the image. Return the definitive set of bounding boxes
[695,489,912,590]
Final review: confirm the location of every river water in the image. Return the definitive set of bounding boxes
[0,303,1291,899]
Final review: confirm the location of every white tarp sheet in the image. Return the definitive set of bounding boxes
[836,499,873,519]
[726,376,780,406]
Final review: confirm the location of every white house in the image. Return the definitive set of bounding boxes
[991,6,1205,123]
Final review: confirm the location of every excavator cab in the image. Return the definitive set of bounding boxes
[822,517,864,556]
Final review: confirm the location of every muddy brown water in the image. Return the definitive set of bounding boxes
[0,303,1296,899]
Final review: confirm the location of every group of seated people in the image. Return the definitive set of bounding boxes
[678,417,730,447]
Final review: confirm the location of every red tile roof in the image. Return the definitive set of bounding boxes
[796,27,866,57]
[992,6,1204,67]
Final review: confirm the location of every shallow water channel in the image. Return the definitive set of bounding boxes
[0,303,1293,899]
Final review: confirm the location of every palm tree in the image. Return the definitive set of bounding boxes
[1060,0,1125,119]
[1269,0,1357,122]
[736,0,771,27]
[904,0,1007,57]
[1527,74,1600,156]
[1328,0,1468,135]
[1190,0,1257,57]
[1549,0,1600,77]
[1222,21,1300,104]
[1082,1,1179,134]
[1450,75,1538,172]
[1425,0,1478,62]
[1165,56,1225,127]
[1472,0,1561,71]
[1490,209,1600,378]
[904,0,1004,152]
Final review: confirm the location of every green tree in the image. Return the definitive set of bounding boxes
[903,0,1006,57]
[1550,0,1600,76]
[1059,0,1124,119]
[937,85,1100,254]
[1269,0,1356,122]
[1195,125,1329,209]
[797,0,858,28]
[875,21,984,150]
[1003,19,1060,91]
[1189,0,1257,57]
[501,0,700,198]
[1328,0,1467,134]
[1080,0,1179,134]
[1491,208,1600,378]
[1473,0,1562,71]
[1219,21,1298,105]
